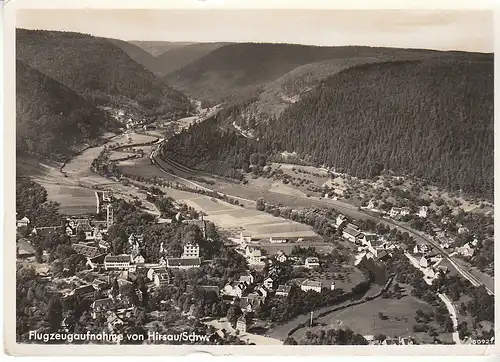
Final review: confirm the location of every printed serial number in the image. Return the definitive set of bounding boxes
[471,338,495,345]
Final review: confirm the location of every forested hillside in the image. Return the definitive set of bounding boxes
[107,38,159,75]
[16,29,191,118]
[164,43,472,105]
[165,57,494,198]
[16,60,114,161]
[162,117,263,180]
[267,59,494,197]
[154,42,229,76]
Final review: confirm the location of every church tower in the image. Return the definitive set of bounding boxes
[106,204,114,229]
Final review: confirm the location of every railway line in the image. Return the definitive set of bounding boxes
[143,108,494,296]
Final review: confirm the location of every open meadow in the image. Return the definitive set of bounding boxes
[290,286,453,345]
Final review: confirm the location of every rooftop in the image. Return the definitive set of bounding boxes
[166,257,201,267]
[72,243,106,259]
[105,255,132,263]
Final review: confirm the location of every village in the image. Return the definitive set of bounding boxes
[17,175,491,347]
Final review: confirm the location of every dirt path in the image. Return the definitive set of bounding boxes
[438,293,461,345]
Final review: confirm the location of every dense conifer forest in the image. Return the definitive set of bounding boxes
[16,29,191,118]
[165,58,494,199]
[16,60,113,160]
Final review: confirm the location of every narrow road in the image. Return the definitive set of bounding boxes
[438,293,461,345]
[152,150,494,295]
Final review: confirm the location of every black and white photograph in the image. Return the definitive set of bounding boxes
[4,0,497,356]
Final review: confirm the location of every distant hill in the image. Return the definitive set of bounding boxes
[114,40,228,78]
[107,38,160,75]
[165,55,494,198]
[16,60,115,161]
[16,29,192,119]
[129,41,195,57]
[154,42,229,77]
[164,43,467,105]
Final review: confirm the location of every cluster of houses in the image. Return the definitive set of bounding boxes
[221,273,269,332]
[60,275,144,334]
[410,244,449,282]
[335,214,395,261]
[363,335,415,345]
[364,200,429,219]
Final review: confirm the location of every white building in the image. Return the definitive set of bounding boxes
[104,255,133,270]
[269,237,289,244]
[223,281,249,298]
[300,279,334,293]
[275,284,292,297]
[275,251,287,263]
[147,266,168,281]
[239,274,255,285]
[419,254,442,269]
[263,277,275,290]
[413,244,431,255]
[456,243,475,258]
[182,243,200,259]
[304,257,320,268]
[154,273,170,288]
[458,227,469,235]
[16,216,30,228]
[245,246,263,265]
[128,233,143,246]
[359,233,379,246]
[335,214,347,228]
[343,224,362,243]
[418,206,428,218]
[390,207,410,218]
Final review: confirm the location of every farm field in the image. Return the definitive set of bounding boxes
[17,157,97,215]
[159,188,318,239]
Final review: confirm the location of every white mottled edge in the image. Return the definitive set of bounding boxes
[2,0,499,357]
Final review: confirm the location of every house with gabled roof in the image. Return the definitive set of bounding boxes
[223,281,249,298]
[300,279,335,293]
[128,233,144,246]
[238,273,255,285]
[263,276,276,290]
[343,226,363,243]
[72,243,107,269]
[104,255,133,270]
[456,243,475,257]
[147,266,168,281]
[304,257,320,268]
[274,251,287,263]
[276,284,292,297]
[107,312,124,333]
[335,214,348,228]
[91,298,115,318]
[245,245,263,265]
[16,216,30,228]
[236,313,249,332]
[67,284,95,298]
